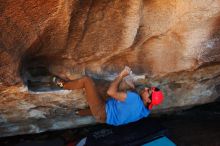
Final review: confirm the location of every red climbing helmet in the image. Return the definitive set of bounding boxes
[148,87,164,110]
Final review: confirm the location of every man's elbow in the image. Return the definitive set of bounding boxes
[107,89,119,98]
[107,90,126,102]
[107,89,114,97]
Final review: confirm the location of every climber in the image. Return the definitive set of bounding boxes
[53,66,164,126]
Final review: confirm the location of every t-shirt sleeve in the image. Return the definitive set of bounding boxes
[124,91,139,103]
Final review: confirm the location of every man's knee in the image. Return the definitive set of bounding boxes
[83,76,94,84]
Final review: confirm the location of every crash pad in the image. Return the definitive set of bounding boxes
[85,118,169,146]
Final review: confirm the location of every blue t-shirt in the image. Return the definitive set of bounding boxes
[106,91,150,126]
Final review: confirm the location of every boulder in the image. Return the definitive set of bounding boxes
[0,0,220,137]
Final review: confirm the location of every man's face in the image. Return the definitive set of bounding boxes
[140,88,152,105]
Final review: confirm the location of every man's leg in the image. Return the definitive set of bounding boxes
[63,76,106,123]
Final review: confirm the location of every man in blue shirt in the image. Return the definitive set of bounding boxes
[53,67,164,126]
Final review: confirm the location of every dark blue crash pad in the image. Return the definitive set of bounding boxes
[85,118,171,146]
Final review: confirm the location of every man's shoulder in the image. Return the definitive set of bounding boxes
[127,90,138,95]
[126,91,140,99]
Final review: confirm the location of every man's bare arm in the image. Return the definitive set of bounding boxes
[107,67,131,101]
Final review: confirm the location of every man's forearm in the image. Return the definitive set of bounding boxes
[107,74,123,95]
[106,66,131,101]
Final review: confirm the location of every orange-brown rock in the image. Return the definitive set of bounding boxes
[0,0,220,137]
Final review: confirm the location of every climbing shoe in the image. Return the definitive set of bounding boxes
[52,76,64,88]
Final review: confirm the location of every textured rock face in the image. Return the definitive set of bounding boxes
[0,0,220,137]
